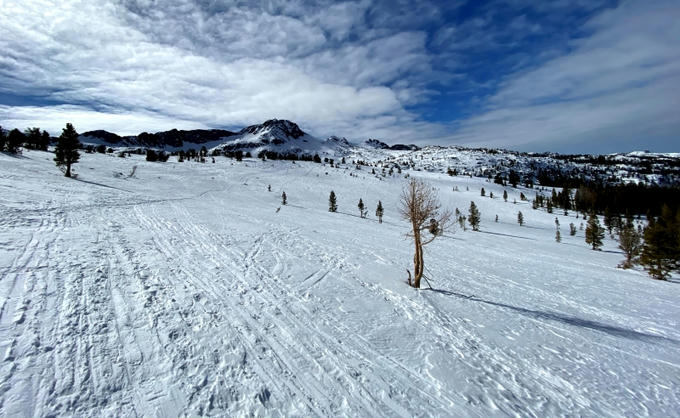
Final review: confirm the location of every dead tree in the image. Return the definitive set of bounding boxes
[399,178,451,288]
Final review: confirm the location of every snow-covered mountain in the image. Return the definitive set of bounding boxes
[214,119,335,155]
[78,119,679,185]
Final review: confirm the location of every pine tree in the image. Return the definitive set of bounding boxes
[604,207,615,237]
[376,200,384,223]
[585,212,604,250]
[281,191,287,205]
[7,129,24,154]
[480,187,485,197]
[618,216,641,269]
[517,211,524,226]
[329,191,337,212]
[468,201,481,231]
[503,190,508,202]
[0,126,6,151]
[54,123,81,177]
[39,130,50,151]
[358,198,366,218]
[639,206,679,279]
[24,127,42,149]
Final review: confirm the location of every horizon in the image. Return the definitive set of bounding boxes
[1,0,679,154]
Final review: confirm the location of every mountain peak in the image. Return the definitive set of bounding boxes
[239,119,305,140]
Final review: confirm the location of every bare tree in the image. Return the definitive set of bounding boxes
[399,178,452,288]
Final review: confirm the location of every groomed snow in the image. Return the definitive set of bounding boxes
[1,150,678,416]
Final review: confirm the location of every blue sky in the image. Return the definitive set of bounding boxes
[1,0,678,153]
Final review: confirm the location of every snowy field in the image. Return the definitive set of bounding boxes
[1,150,679,417]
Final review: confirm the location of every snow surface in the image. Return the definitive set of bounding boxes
[1,150,679,417]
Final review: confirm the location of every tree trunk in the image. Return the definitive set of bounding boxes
[65,163,71,178]
[413,232,423,288]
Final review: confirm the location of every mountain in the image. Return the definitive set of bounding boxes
[364,138,389,149]
[214,119,329,154]
[80,128,236,149]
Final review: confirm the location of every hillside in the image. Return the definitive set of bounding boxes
[0,150,679,416]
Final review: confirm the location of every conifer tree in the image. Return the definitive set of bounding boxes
[7,129,24,154]
[480,187,485,197]
[639,206,679,279]
[39,130,50,151]
[604,207,614,236]
[24,127,42,149]
[358,198,366,218]
[585,212,604,250]
[329,191,337,212]
[503,190,508,202]
[54,123,81,177]
[517,211,524,226]
[618,216,641,269]
[468,201,481,231]
[0,126,6,151]
[281,191,287,205]
[376,200,384,223]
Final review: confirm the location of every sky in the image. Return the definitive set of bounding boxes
[0,0,678,153]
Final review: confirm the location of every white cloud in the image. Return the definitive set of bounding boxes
[0,0,678,153]
[446,0,680,153]
[0,0,411,137]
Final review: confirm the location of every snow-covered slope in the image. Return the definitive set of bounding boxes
[1,150,679,416]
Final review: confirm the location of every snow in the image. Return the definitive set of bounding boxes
[1,150,679,416]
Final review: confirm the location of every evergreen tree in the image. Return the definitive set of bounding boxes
[54,123,81,177]
[503,190,508,202]
[358,198,366,218]
[508,170,519,187]
[0,126,6,151]
[639,206,679,279]
[517,211,524,226]
[480,187,485,197]
[376,200,384,223]
[604,207,615,236]
[329,191,338,212]
[39,130,51,151]
[618,216,641,269]
[24,127,42,149]
[7,129,24,153]
[585,212,605,250]
[468,201,481,231]
[281,191,287,205]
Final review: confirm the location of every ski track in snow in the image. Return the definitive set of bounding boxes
[0,151,679,417]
